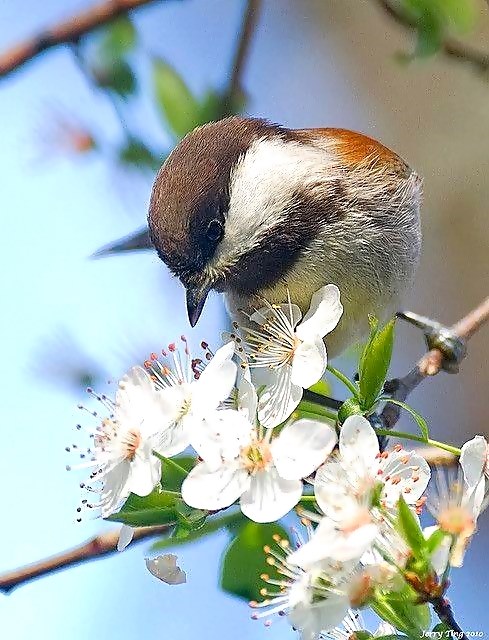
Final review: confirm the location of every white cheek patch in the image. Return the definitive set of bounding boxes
[207,137,335,273]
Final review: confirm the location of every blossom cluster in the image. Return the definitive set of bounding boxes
[68,284,489,638]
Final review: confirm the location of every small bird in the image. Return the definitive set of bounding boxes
[148,116,422,357]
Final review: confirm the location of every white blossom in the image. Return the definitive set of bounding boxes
[238,285,343,428]
[291,415,430,565]
[427,453,489,568]
[70,366,172,518]
[147,339,237,456]
[182,409,337,522]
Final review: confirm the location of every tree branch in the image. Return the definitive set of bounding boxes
[375,0,489,76]
[0,525,170,594]
[381,295,489,429]
[222,0,262,113]
[0,0,163,79]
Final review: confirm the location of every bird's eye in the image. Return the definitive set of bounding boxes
[206,219,224,243]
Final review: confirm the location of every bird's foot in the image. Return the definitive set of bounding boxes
[396,310,467,374]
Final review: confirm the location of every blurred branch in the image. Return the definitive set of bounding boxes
[375,0,489,76]
[222,0,262,112]
[0,525,171,594]
[381,295,489,429]
[0,0,164,79]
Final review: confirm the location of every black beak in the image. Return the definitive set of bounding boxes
[186,284,211,327]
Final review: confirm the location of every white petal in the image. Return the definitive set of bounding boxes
[190,410,253,472]
[381,450,431,504]
[128,440,161,496]
[154,415,192,458]
[117,525,135,552]
[181,462,250,510]
[272,419,337,480]
[339,415,379,467]
[460,435,487,487]
[289,592,350,639]
[116,366,156,421]
[236,367,258,422]
[145,554,187,585]
[258,366,303,429]
[289,518,377,567]
[290,337,327,389]
[240,468,302,522]
[100,463,131,518]
[295,285,343,342]
[193,342,237,411]
[250,302,302,329]
[314,461,362,522]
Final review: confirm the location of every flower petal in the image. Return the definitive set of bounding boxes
[192,342,237,412]
[381,450,430,504]
[190,409,253,471]
[314,460,363,522]
[128,439,161,496]
[295,285,343,342]
[289,517,377,567]
[290,336,327,389]
[258,366,303,428]
[145,554,187,585]
[181,461,250,511]
[117,525,135,552]
[288,593,350,640]
[240,468,302,522]
[460,435,487,488]
[272,419,337,480]
[339,415,379,467]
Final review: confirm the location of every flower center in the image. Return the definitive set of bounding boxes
[121,428,142,461]
[438,506,475,537]
[240,440,273,474]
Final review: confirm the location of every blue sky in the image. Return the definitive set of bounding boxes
[0,0,488,637]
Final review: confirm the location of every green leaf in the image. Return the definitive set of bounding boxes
[396,496,427,559]
[153,58,202,138]
[152,510,245,551]
[372,584,430,636]
[381,398,429,441]
[158,455,195,492]
[426,527,447,555]
[308,379,333,397]
[100,17,137,59]
[220,522,290,601]
[358,317,395,411]
[107,488,178,526]
[118,139,163,171]
[93,59,137,97]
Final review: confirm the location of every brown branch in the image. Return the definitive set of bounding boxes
[375,0,489,76]
[0,525,170,594]
[0,0,162,79]
[381,295,489,429]
[222,0,262,113]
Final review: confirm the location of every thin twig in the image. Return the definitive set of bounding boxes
[0,0,162,79]
[0,525,170,594]
[222,0,262,114]
[381,295,489,429]
[432,597,468,640]
[375,0,489,76]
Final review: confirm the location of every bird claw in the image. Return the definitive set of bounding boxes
[396,311,467,374]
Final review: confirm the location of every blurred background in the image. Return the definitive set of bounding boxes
[0,0,488,637]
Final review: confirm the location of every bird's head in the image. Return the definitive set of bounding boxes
[148,116,328,326]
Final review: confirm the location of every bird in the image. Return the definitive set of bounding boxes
[146,116,422,358]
